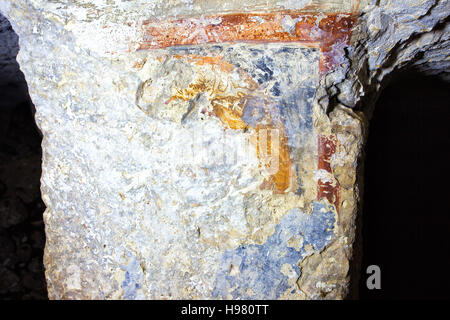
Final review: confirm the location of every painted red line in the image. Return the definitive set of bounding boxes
[138,11,356,74]
[318,134,340,212]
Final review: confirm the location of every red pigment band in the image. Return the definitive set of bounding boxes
[138,12,356,74]
[318,134,340,212]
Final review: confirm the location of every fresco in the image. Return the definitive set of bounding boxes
[128,12,352,296]
[136,43,319,194]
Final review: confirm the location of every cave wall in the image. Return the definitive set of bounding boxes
[0,0,448,299]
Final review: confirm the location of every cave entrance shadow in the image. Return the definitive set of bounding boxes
[0,13,47,300]
[359,71,450,299]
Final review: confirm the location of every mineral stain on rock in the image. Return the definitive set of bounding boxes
[121,257,144,300]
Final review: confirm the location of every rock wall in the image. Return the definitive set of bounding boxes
[0,0,448,299]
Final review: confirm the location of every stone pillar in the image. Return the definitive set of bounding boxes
[1,0,448,299]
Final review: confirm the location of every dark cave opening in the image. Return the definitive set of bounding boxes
[359,71,450,299]
[0,13,47,300]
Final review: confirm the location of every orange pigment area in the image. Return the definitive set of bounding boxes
[166,55,295,193]
[254,124,293,194]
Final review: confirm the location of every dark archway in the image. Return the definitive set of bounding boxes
[0,13,47,300]
[359,71,450,299]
